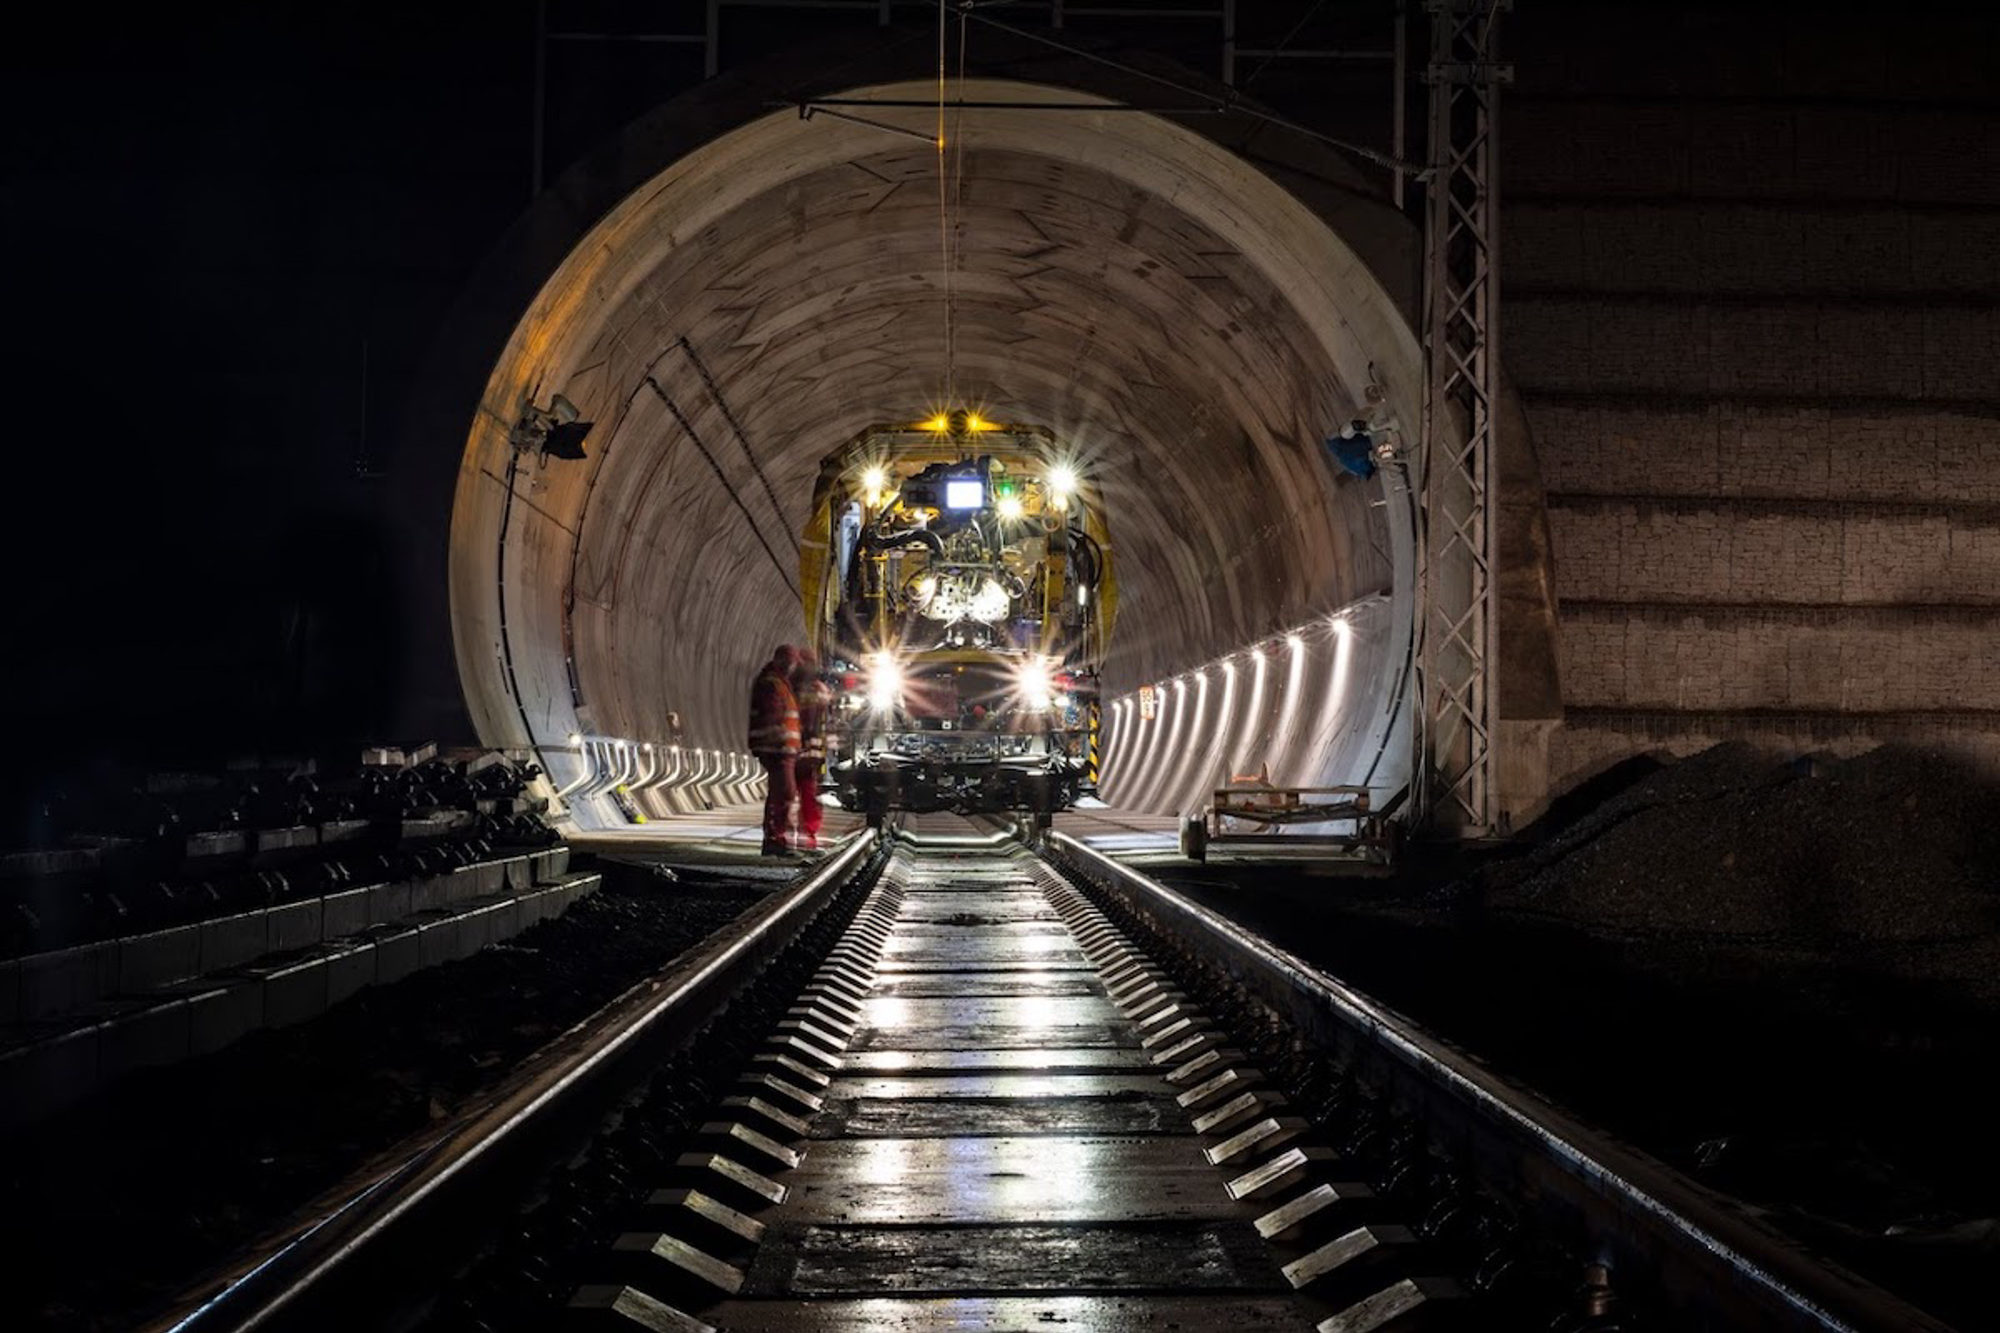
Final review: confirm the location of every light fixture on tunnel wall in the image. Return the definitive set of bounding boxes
[510,393,594,461]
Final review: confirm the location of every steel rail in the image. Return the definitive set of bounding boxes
[1042,831,1954,1333]
[152,830,877,1333]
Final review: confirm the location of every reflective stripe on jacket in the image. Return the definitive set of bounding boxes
[795,677,835,759]
[748,665,801,757]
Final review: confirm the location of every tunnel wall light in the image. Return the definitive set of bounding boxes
[541,732,767,832]
[1097,594,1389,819]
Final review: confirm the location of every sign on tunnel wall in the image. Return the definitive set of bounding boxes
[1138,685,1158,721]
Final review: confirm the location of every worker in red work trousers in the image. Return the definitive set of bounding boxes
[791,652,836,851]
[748,645,802,856]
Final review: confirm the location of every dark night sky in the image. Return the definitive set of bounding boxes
[7,7,539,773]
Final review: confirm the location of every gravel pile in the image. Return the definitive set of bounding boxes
[1479,744,2000,1001]
[0,856,771,1332]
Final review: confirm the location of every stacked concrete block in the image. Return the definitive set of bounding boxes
[0,844,591,1132]
[1506,5,2000,790]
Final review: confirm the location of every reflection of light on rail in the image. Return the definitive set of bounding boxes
[865,997,912,1031]
[1009,994,1064,1029]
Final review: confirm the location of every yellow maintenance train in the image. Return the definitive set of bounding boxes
[798,411,1116,825]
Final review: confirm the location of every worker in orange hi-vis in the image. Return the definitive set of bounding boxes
[747,645,803,856]
[791,652,836,852]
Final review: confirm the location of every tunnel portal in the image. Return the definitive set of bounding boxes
[449,78,1426,826]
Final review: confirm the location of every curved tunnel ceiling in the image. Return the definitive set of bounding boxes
[449,78,1423,762]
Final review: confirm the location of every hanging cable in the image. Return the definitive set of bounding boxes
[1243,0,1331,88]
[677,336,797,554]
[644,376,801,599]
[936,0,952,406]
[948,11,971,408]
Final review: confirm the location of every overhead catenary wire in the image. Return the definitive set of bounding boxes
[960,8,1424,179]
[947,10,971,407]
[1242,0,1332,88]
[937,0,952,404]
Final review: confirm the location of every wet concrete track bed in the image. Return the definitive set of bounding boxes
[713,854,1286,1322]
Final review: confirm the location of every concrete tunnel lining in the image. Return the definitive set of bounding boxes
[447,77,1425,815]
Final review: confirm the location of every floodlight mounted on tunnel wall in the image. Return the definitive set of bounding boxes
[510,393,594,461]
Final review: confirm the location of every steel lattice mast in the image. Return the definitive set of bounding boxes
[1417,0,1511,834]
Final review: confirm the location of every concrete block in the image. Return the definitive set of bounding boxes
[1923,306,2000,400]
[519,882,560,926]
[98,998,192,1082]
[485,896,525,939]
[266,899,324,955]
[200,911,270,975]
[326,943,377,1006]
[369,880,413,923]
[253,825,316,856]
[417,916,468,970]
[409,875,450,914]
[0,1024,99,1132]
[533,846,572,885]
[444,861,502,905]
[459,902,503,955]
[261,957,330,1029]
[322,886,376,939]
[118,924,202,994]
[374,929,421,986]
[184,830,247,860]
[19,943,114,1021]
[320,820,370,846]
[188,979,265,1057]
[501,855,536,891]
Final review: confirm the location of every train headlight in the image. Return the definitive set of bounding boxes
[866,653,904,711]
[1046,463,1078,506]
[1013,657,1055,711]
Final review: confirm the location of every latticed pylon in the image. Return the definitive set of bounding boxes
[1418,0,1511,833]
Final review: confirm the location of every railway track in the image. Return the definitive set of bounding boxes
[153,825,1955,1333]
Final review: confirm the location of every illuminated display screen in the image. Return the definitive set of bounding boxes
[944,479,984,510]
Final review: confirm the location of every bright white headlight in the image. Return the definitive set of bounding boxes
[866,653,903,710]
[1014,657,1055,710]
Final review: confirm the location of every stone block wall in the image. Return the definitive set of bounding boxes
[1505,3,2000,789]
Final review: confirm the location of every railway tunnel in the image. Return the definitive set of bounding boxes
[440,45,1555,839]
[8,6,2000,1333]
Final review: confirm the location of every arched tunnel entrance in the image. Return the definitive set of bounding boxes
[447,72,1432,832]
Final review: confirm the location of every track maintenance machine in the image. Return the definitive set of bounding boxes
[798,411,1114,826]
